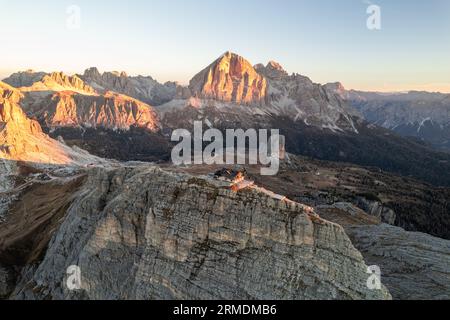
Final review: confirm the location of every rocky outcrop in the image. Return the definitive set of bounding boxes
[30,91,160,131]
[188,52,267,105]
[315,201,450,300]
[81,67,177,106]
[346,224,450,300]
[8,165,391,300]
[354,197,396,225]
[0,81,24,104]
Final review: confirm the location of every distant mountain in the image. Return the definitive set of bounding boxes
[255,60,359,132]
[326,83,450,152]
[80,67,177,106]
[5,71,97,96]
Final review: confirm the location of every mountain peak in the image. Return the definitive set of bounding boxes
[267,60,285,72]
[188,52,267,105]
[255,60,288,78]
[83,67,101,78]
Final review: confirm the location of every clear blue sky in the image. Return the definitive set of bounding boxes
[1,0,449,92]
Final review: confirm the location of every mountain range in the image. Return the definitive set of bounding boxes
[1,52,450,300]
[4,51,449,186]
[326,83,450,152]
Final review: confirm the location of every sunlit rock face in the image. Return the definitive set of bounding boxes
[0,82,40,134]
[29,91,160,131]
[189,52,267,105]
[19,72,97,95]
[81,67,177,106]
[0,81,71,164]
[0,81,102,165]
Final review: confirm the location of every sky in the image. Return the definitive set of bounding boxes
[0,0,449,92]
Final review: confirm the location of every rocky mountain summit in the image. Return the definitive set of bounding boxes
[188,51,268,105]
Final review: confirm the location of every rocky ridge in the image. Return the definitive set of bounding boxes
[81,67,177,106]
[19,72,97,96]
[26,91,160,132]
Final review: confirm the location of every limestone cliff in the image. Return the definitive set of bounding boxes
[8,165,391,300]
